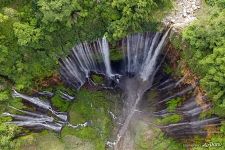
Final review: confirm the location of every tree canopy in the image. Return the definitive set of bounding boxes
[0,0,172,149]
[183,1,225,117]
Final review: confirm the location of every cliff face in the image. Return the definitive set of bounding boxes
[165,36,219,147]
[163,0,206,112]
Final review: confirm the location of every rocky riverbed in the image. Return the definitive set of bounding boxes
[163,0,201,30]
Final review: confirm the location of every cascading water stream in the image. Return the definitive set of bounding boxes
[59,38,115,89]
[140,29,171,81]
[100,36,113,77]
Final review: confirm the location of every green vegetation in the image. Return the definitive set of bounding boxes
[181,1,225,118]
[192,134,225,150]
[149,128,185,150]
[0,0,172,90]
[51,94,70,112]
[156,114,182,125]
[0,118,21,150]
[134,121,153,150]
[168,0,225,148]
[131,118,185,150]
[16,88,117,150]
[18,131,95,150]
[167,97,182,112]
[154,98,183,125]
[91,74,104,84]
[110,48,123,61]
[1,0,224,148]
[163,63,173,75]
[62,89,113,150]
[50,85,75,112]
[0,0,173,148]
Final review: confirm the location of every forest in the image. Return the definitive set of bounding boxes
[0,0,225,150]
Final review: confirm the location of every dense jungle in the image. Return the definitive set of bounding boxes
[0,0,225,150]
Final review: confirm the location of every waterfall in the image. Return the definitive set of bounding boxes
[12,90,68,121]
[59,38,114,89]
[60,30,170,86]
[139,29,171,81]
[122,29,170,80]
[100,36,113,77]
[5,91,90,132]
[59,29,171,149]
[122,32,157,74]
